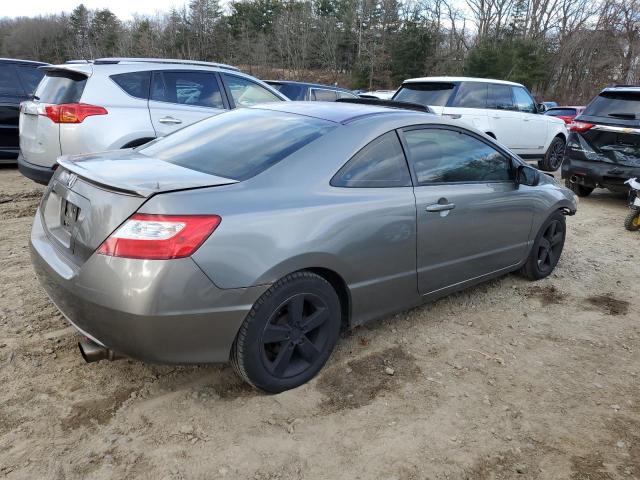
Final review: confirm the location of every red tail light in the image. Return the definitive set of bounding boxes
[557,115,574,124]
[43,103,108,123]
[97,214,221,260]
[569,121,594,133]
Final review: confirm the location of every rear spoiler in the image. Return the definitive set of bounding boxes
[336,98,434,114]
[39,65,92,78]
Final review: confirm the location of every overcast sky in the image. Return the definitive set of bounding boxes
[1,0,190,20]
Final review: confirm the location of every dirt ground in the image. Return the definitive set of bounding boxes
[0,165,639,480]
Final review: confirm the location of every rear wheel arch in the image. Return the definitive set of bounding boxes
[305,267,351,331]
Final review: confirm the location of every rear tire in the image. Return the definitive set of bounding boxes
[539,136,566,171]
[231,271,341,393]
[624,209,640,231]
[520,211,566,280]
[565,179,594,197]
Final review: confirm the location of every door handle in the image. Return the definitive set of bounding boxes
[426,203,456,212]
[158,116,182,125]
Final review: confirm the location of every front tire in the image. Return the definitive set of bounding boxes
[231,271,341,393]
[520,211,566,280]
[565,179,594,197]
[624,209,640,231]
[539,136,566,171]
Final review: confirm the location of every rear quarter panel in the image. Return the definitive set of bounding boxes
[140,119,423,324]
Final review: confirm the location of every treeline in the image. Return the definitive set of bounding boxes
[0,0,638,103]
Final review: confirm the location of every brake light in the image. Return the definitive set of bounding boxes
[569,121,594,133]
[43,103,108,123]
[97,214,221,260]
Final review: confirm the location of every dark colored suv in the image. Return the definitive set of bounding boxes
[265,81,357,101]
[562,86,640,196]
[0,58,48,162]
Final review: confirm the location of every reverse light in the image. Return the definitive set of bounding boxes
[97,214,221,260]
[569,121,594,133]
[42,103,108,123]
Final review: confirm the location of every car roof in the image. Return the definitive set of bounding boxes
[0,58,49,66]
[91,57,239,71]
[402,76,523,87]
[266,80,352,92]
[602,86,640,94]
[254,101,434,124]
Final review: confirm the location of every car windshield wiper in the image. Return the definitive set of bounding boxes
[607,112,637,119]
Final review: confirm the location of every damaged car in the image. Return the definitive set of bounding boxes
[562,86,640,196]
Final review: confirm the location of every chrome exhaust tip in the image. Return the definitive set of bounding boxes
[570,175,579,184]
[78,338,123,363]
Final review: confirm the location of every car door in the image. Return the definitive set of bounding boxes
[148,70,228,137]
[443,81,489,132]
[486,83,521,147]
[0,63,25,158]
[400,126,534,295]
[512,86,547,152]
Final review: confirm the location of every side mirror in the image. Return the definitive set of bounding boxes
[516,164,540,187]
[537,103,547,113]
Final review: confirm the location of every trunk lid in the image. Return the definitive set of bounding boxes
[19,66,90,167]
[573,120,640,167]
[41,150,237,265]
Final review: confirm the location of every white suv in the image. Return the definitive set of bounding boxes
[393,77,568,171]
[18,58,288,184]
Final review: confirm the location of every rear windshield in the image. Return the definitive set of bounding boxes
[546,108,577,116]
[583,92,640,119]
[270,83,306,100]
[36,70,87,104]
[393,82,455,107]
[138,108,335,181]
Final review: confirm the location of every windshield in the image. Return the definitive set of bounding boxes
[138,108,335,181]
[393,82,455,107]
[583,92,640,119]
[35,70,87,104]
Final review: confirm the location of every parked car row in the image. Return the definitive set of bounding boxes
[18,54,640,391]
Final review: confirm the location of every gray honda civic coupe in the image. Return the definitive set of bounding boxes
[31,101,577,392]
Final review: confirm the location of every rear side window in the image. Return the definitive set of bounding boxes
[311,89,338,101]
[403,128,512,184]
[452,82,488,108]
[151,71,224,108]
[337,91,357,99]
[545,108,577,116]
[512,87,536,113]
[36,70,87,104]
[111,71,150,100]
[138,108,334,181]
[583,92,640,119]
[223,74,282,107]
[17,66,45,94]
[487,84,514,110]
[393,83,455,107]
[331,132,411,188]
[0,65,23,95]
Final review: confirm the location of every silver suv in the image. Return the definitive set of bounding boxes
[18,58,288,184]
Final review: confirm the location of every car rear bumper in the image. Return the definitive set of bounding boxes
[561,156,640,192]
[30,212,268,364]
[18,154,55,185]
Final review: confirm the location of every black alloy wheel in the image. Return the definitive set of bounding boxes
[520,211,566,280]
[231,271,341,393]
[261,293,331,378]
[536,219,565,275]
